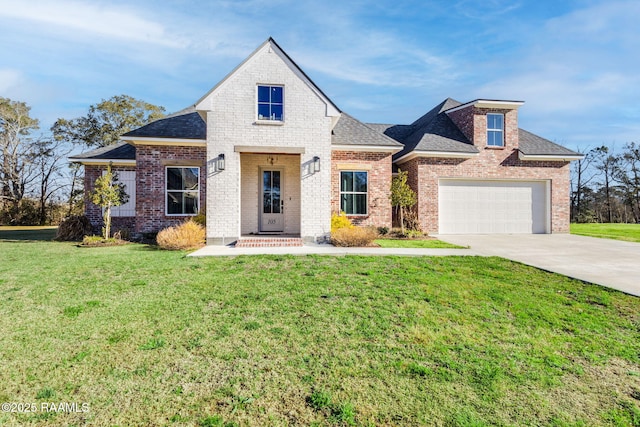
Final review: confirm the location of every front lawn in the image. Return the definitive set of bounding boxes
[0,238,639,426]
[571,223,640,243]
[374,238,465,249]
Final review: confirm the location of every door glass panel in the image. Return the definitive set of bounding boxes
[272,193,280,213]
[263,192,272,214]
[263,171,271,193]
[272,171,280,191]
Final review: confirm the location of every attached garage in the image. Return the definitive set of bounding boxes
[438,179,549,234]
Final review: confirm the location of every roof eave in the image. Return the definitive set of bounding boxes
[121,136,206,146]
[395,150,479,164]
[68,158,136,166]
[518,152,584,162]
[331,144,402,153]
[445,99,525,114]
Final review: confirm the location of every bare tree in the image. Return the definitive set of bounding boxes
[31,137,75,225]
[0,98,40,222]
[592,146,620,223]
[615,142,640,223]
[570,146,596,222]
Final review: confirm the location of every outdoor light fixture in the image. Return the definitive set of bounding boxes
[218,154,225,170]
[313,156,320,173]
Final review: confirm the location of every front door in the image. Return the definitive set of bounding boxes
[260,169,284,232]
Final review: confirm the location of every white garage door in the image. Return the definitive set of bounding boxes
[438,180,548,234]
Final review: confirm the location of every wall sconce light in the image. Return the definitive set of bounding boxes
[218,154,225,170]
[313,156,320,173]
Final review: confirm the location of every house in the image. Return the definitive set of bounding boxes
[70,38,582,244]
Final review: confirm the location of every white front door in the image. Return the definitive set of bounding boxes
[260,169,284,232]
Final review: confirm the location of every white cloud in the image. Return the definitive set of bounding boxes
[0,69,23,93]
[0,0,186,48]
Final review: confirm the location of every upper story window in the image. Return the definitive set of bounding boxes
[340,171,368,215]
[257,85,283,121]
[487,113,504,147]
[166,167,199,216]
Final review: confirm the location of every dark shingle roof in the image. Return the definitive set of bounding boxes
[123,110,205,139]
[69,141,136,161]
[518,129,581,157]
[368,98,478,159]
[332,113,403,148]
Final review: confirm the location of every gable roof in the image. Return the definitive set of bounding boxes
[194,37,340,117]
[122,109,206,140]
[69,141,136,164]
[332,113,404,151]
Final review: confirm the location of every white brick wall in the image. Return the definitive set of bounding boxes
[202,41,335,243]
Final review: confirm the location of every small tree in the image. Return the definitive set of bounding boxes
[390,169,417,234]
[90,163,128,239]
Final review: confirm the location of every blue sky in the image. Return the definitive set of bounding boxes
[0,0,638,151]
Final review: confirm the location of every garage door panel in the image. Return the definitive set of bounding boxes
[438,180,548,234]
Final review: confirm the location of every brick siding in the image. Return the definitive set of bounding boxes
[135,145,207,234]
[331,150,393,228]
[400,152,570,234]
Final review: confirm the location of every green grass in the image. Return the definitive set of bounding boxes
[0,236,639,426]
[571,223,640,243]
[374,238,465,249]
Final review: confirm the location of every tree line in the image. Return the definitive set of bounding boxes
[571,144,640,223]
[0,95,164,225]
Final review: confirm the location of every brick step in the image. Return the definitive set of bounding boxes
[234,237,304,248]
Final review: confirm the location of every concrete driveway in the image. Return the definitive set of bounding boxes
[436,234,640,297]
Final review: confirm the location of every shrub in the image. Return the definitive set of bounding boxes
[55,215,92,241]
[403,209,422,233]
[156,220,205,250]
[192,210,206,227]
[331,226,378,247]
[81,235,126,247]
[377,226,389,235]
[331,212,353,232]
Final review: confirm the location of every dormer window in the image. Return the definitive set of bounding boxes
[487,113,504,147]
[257,85,283,121]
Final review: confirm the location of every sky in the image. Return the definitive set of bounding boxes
[0,0,638,152]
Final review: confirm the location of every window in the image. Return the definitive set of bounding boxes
[340,171,368,215]
[257,85,283,121]
[487,113,504,147]
[166,167,199,215]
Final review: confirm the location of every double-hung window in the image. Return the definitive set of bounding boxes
[487,113,504,147]
[340,171,368,215]
[166,167,199,215]
[257,85,283,121]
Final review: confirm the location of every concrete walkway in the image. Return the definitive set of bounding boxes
[189,243,480,257]
[437,234,640,297]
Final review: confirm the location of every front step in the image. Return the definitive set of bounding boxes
[234,237,304,248]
